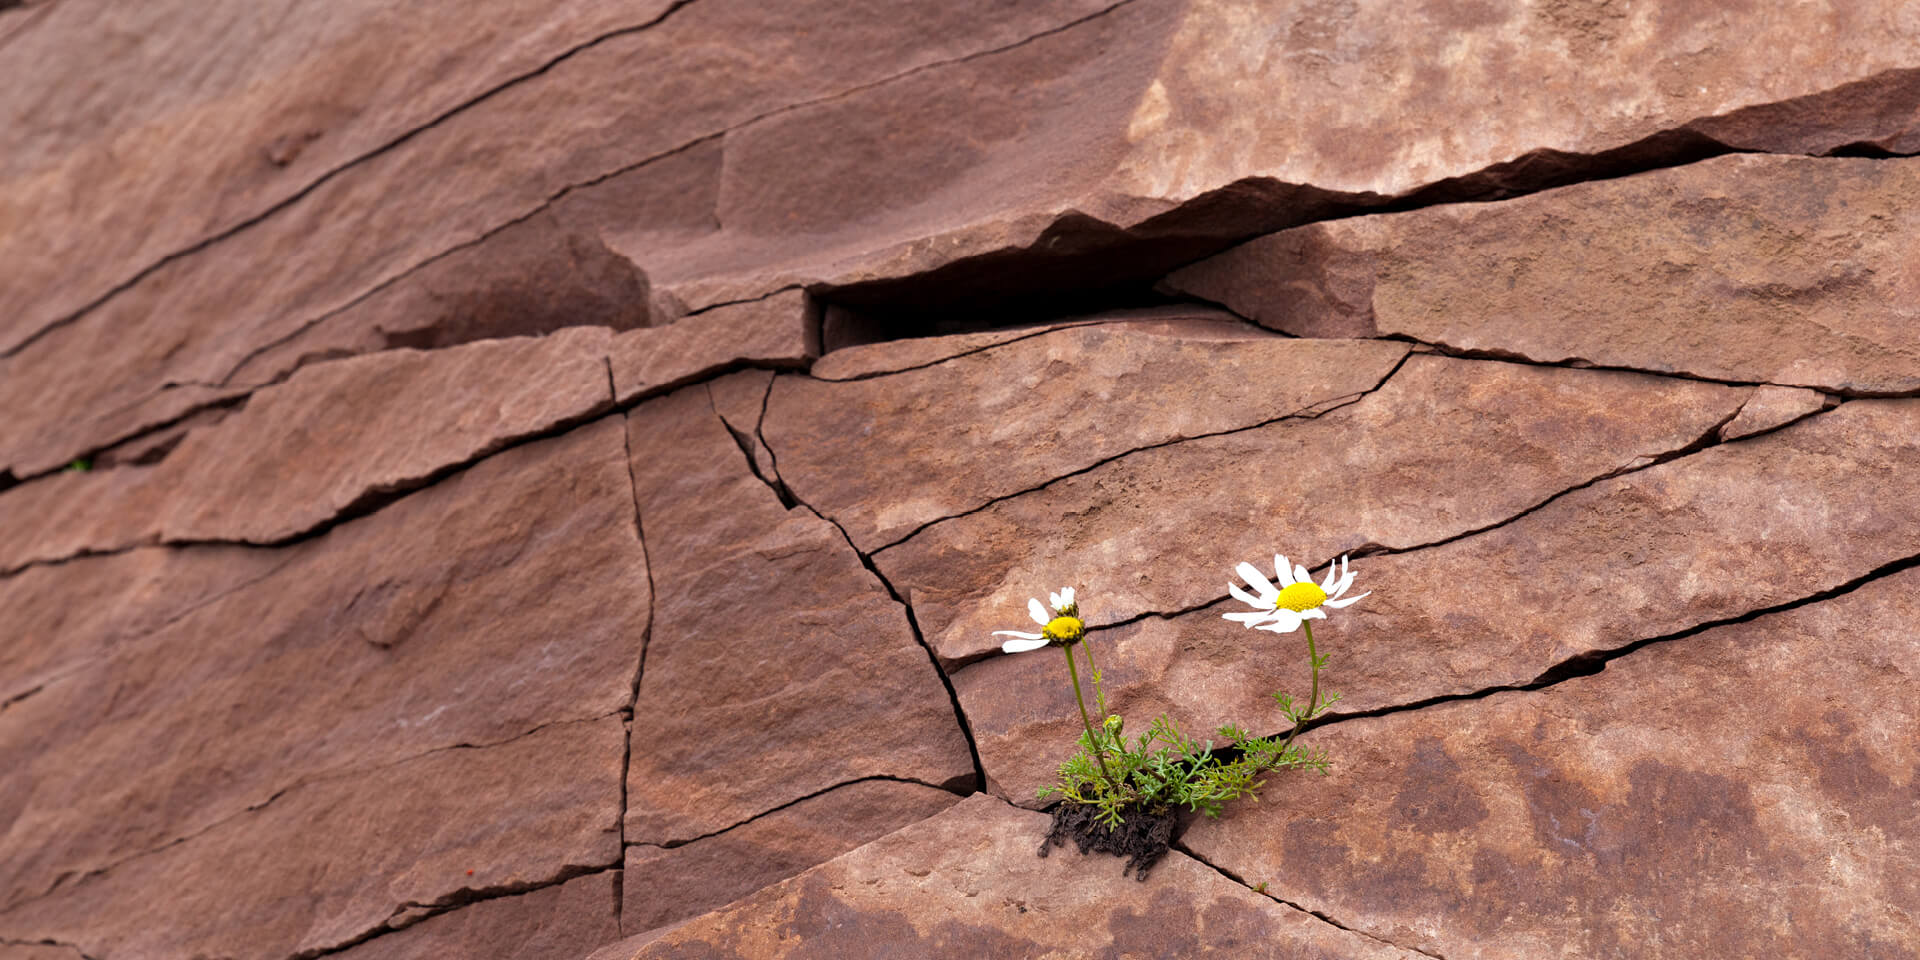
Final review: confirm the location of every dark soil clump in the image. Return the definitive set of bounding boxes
[1037,802,1177,880]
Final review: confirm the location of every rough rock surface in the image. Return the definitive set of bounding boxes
[1167,155,1920,394]
[609,291,817,404]
[332,872,623,960]
[772,325,1408,552]
[879,354,1751,666]
[623,387,973,843]
[621,779,961,936]
[616,794,1425,959]
[1720,384,1831,441]
[1181,565,1920,959]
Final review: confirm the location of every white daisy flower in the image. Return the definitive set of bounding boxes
[1223,553,1368,634]
[993,587,1086,653]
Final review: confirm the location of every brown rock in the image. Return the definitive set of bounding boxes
[1720,384,1831,441]
[767,326,1409,553]
[621,779,961,935]
[956,397,1920,805]
[704,369,780,484]
[0,417,648,909]
[618,794,1425,959]
[1182,565,1920,959]
[622,387,972,843]
[332,872,621,960]
[1167,155,1920,395]
[879,354,1751,666]
[0,0,677,353]
[0,717,625,960]
[609,291,817,405]
[0,327,615,570]
[0,948,83,960]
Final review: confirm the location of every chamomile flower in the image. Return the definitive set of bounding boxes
[993,587,1085,653]
[1223,554,1368,634]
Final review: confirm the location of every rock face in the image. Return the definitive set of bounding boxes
[1181,565,1920,960]
[1167,155,1920,395]
[617,794,1426,960]
[332,872,623,960]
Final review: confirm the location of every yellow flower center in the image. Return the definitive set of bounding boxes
[1274,582,1328,612]
[1043,615,1085,643]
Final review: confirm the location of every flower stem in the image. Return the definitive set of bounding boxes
[1063,643,1117,790]
[1304,620,1320,720]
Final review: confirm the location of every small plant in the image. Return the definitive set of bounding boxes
[65,458,91,472]
[998,553,1370,879]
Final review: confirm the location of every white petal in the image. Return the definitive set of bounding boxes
[993,630,1044,639]
[1256,608,1303,633]
[1236,561,1276,597]
[1301,607,1327,620]
[1228,582,1269,610]
[1048,590,1063,610]
[1271,555,1295,586]
[1223,610,1276,627]
[1320,560,1338,591]
[1294,563,1312,586]
[1028,597,1050,626]
[1330,556,1355,598]
[1061,586,1075,606]
[1323,591,1370,609]
[999,635,1051,654]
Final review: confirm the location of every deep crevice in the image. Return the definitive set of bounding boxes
[707,382,796,509]
[1171,840,1448,960]
[291,862,622,960]
[631,775,970,851]
[617,393,657,899]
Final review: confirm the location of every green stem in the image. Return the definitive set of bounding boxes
[1063,643,1117,790]
[1278,620,1321,755]
[1080,632,1109,717]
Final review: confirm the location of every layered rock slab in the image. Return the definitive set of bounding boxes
[622,386,972,844]
[1167,155,1920,395]
[767,323,1408,553]
[331,871,621,960]
[0,717,625,960]
[615,794,1425,959]
[878,354,1751,667]
[1181,565,1920,959]
[954,397,1920,804]
[621,779,960,936]
[609,290,817,405]
[0,417,648,910]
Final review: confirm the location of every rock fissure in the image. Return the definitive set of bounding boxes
[706,382,796,509]
[618,396,656,885]
[0,0,710,364]
[1170,840,1449,960]
[288,863,622,960]
[0,939,95,960]
[635,775,970,851]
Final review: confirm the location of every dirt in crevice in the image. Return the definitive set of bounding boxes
[1038,800,1176,881]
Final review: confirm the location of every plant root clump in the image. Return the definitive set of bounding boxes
[1037,802,1176,881]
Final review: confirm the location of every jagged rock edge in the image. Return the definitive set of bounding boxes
[633,774,972,851]
[1170,839,1449,960]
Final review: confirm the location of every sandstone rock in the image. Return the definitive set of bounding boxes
[767,326,1409,553]
[954,397,1920,804]
[622,387,972,844]
[616,794,1424,959]
[0,717,625,960]
[0,0,677,352]
[879,354,1751,666]
[0,947,82,960]
[621,779,960,936]
[609,291,817,405]
[1720,384,1831,441]
[1167,155,1920,395]
[704,369,780,485]
[1181,565,1920,959]
[0,0,1112,476]
[0,417,648,909]
[331,871,621,960]
[0,327,615,570]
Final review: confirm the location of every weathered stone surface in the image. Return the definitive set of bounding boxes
[880,354,1751,666]
[617,793,1423,959]
[0,946,83,960]
[0,545,287,705]
[610,291,816,405]
[0,717,625,960]
[1182,566,1920,959]
[1167,155,1920,395]
[621,779,960,936]
[0,417,647,909]
[0,0,1110,476]
[623,387,972,844]
[332,872,621,960]
[955,397,1920,804]
[705,368,780,484]
[1720,384,1831,441]
[0,0,677,352]
[769,325,1409,553]
[0,327,615,570]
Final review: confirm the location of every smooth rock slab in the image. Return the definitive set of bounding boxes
[1720,384,1830,441]
[1167,155,1920,395]
[879,354,1751,665]
[622,779,960,936]
[0,417,648,910]
[955,397,1920,805]
[623,387,972,843]
[0,717,625,960]
[331,871,621,960]
[609,291,817,405]
[1182,565,1920,959]
[616,793,1424,959]
[767,325,1409,553]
